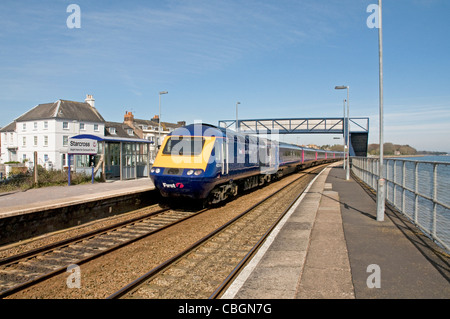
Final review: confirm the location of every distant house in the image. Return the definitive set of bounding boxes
[123,111,186,160]
[1,95,105,171]
[1,122,17,163]
[105,121,139,139]
[1,95,187,180]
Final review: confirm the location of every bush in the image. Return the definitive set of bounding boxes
[0,165,99,193]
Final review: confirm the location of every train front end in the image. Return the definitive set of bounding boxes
[150,124,221,201]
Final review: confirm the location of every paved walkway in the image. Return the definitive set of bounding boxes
[0,178,155,218]
[223,164,450,299]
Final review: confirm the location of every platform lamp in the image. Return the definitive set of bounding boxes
[335,85,350,180]
[158,91,168,148]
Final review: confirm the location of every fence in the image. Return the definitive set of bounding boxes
[351,157,450,252]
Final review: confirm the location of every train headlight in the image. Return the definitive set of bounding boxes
[194,170,203,176]
[150,168,155,173]
[187,169,194,175]
[155,168,161,174]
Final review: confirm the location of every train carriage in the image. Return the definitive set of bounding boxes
[150,123,342,205]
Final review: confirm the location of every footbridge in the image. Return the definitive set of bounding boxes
[218,117,369,157]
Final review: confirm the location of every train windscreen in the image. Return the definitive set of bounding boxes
[162,137,205,156]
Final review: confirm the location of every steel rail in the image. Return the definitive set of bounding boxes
[208,168,323,298]
[0,207,208,299]
[0,206,169,267]
[107,165,325,299]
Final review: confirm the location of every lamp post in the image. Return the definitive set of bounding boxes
[335,85,350,180]
[158,91,168,148]
[342,99,346,171]
[236,102,241,132]
[376,0,385,222]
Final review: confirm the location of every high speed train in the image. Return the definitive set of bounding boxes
[150,123,343,205]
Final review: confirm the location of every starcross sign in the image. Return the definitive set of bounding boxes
[68,138,97,155]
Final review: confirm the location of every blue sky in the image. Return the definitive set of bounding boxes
[1,0,449,152]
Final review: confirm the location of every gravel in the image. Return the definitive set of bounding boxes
[3,168,321,299]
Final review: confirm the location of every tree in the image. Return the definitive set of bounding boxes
[367,143,417,156]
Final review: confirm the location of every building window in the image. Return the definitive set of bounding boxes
[80,123,85,130]
[63,135,68,146]
[44,154,49,162]
[22,137,26,146]
[44,121,48,130]
[23,154,27,162]
[94,124,99,131]
[34,136,38,146]
[22,123,26,131]
[61,154,66,167]
[34,122,38,130]
[10,133,13,143]
[128,129,134,136]
[109,127,116,134]
[63,122,69,130]
[44,136,48,146]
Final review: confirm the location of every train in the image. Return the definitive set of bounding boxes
[150,123,343,205]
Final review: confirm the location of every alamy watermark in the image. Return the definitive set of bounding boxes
[366,264,381,288]
[65,5,381,31]
[66,264,81,288]
[160,122,280,169]
[66,4,81,29]
[366,4,380,29]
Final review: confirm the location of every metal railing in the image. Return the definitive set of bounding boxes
[351,157,450,252]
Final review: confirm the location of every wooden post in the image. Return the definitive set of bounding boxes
[102,141,106,181]
[33,151,38,185]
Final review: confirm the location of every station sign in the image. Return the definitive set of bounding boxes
[68,138,98,155]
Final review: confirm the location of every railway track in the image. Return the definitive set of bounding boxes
[108,165,325,299]
[0,205,207,298]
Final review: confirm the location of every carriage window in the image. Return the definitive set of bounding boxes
[213,139,222,162]
[162,137,205,156]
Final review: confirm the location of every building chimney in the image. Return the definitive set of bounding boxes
[124,111,134,124]
[85,94,95,107]
[152,115,159,123]
[177,121,186,127]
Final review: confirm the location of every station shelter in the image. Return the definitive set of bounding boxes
[69,134,153,181]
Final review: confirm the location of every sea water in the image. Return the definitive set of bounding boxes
[397,155,450,163]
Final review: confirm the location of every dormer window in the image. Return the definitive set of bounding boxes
[127,129,134,136]
[109,127,116,134]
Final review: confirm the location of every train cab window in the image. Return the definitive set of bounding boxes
[162,136,205,156]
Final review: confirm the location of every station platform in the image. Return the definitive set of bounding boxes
[0,178,155,218]
[223,164,450,299]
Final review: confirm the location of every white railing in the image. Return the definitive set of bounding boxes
[352,157,450,252]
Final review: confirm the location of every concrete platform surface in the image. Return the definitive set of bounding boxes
[223,165,450,299]
[0,178,155,218]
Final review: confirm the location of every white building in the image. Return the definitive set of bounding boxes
[1,95,105,171]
